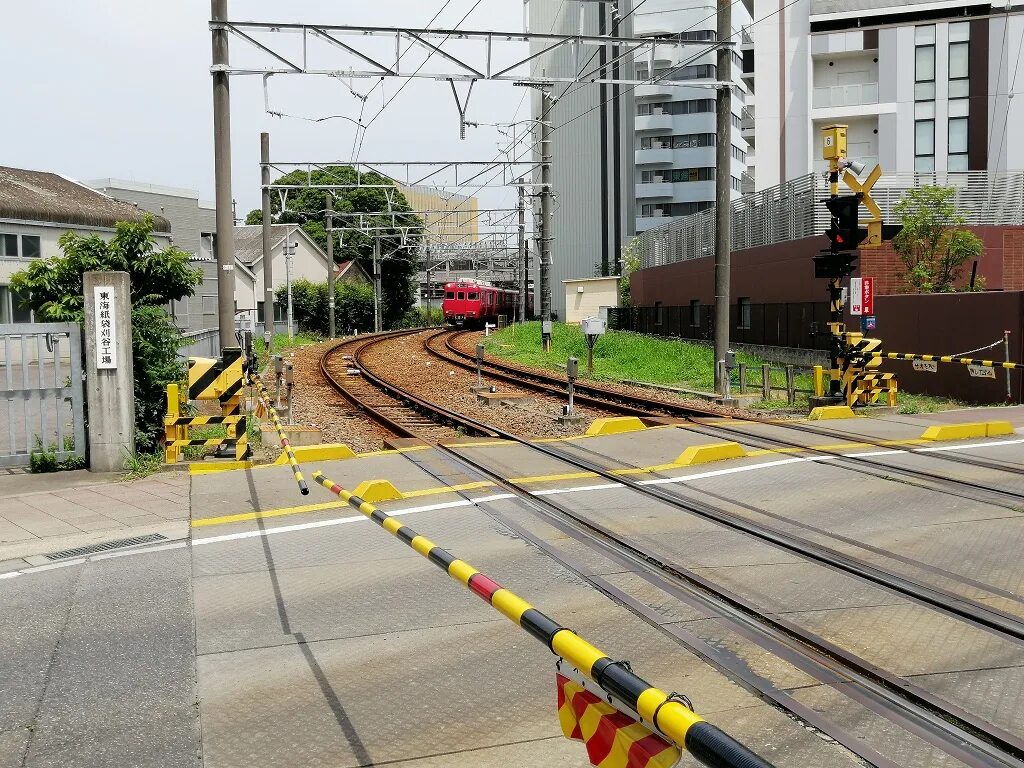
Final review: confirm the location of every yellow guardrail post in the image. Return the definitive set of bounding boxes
[813,366,824,398]
[164,383,181,464]
[310,469,775,768]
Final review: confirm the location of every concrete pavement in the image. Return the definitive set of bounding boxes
[0,470,189,571]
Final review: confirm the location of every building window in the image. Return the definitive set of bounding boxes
[0,286,33,323]
[690,300,701,327]
[914,25,936,102]
[738,298,751,330]
[949,113,969,171]
[915,119,935,172]
[202,295,218,315]
[0,234,17,257]
[654,301,664,325]
[21,235,40,258]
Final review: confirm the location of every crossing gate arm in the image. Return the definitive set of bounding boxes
[868,352,1023,370]
[250,374,308,495]
[310,470,775,768]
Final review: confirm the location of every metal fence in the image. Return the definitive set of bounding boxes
[634,170,1024,270]
[1,323,85,468]
[178,328,220,360]
[611,302,831,351]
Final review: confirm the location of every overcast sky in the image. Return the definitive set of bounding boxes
[1,1,530,221]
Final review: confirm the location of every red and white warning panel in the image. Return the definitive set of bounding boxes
[849,277,874,316]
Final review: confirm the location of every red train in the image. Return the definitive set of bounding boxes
[442,280,527,327]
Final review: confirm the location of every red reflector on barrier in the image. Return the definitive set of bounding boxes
[556,674,681,768]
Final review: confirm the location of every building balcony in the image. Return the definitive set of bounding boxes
[636,214,671,233]
[812,82,879,109]
[635,82,674,99]
[635,113,674,132]
[634,147,674,166]
[635,182,674,199]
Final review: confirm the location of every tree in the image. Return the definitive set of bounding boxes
[892,185,984,293]
[248,166,424,328]
[10,216,203,453]
[617,239,642,307]
[276,279,375,336]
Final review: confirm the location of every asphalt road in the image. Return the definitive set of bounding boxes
[1,548,199,768]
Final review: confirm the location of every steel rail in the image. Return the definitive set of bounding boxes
[435,330,1024,491]
[413,442,1024,768]
[319,328,1024,766]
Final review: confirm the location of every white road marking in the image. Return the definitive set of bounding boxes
[2,438,1021,582]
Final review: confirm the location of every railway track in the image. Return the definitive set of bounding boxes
[315,326,1024,767]
[319,330,498,442]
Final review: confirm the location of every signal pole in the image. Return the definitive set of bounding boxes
[260,132,274,348]
[517,178,526,323]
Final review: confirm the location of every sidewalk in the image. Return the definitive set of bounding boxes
[0,469,190,570]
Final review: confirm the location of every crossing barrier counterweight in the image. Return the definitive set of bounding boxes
[250,374,309,495]
[310,470,775,768]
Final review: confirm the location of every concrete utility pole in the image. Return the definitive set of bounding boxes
[713,0,732,394]
[326,192,336,339]
[285,231,295,341]
[517,177,526,323]
[540,95,554,340]
[372,238,382,332]
[260,132,274,348]
[424,243,432,321]
[212,0,236,350]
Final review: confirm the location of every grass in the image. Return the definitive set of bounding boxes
[254,332,322,360]
[484,322,813,396]
[483,322,967,414]
[122,450,163,480]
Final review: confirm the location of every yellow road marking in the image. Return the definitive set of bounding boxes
[402,481,495,498]
[192,500,347,527]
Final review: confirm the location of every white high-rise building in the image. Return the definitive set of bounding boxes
[632,0,754,233]
[751,0,1024,190]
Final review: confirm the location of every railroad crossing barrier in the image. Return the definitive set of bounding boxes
[250,373,308,495]
[866,351,1023,371]
[163,383,249,462]
[310,469,775,768]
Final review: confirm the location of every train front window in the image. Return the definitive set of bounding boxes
[458,292,465,300]
[446,291,455,299]
[469,292,478,300]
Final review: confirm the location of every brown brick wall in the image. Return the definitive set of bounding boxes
[1004,230,1024,291]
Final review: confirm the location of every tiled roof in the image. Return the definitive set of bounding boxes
[0,166,171,231]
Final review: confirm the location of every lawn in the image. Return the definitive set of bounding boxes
[483,322,963,414]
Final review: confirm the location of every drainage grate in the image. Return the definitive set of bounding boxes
[44,533,168,561]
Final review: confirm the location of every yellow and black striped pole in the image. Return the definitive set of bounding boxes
[250,374,308,495]
[311,470,774,768]
[868,351,1023,370]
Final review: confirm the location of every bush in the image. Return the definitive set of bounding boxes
[276,279,374,336]
[10,216,202,453]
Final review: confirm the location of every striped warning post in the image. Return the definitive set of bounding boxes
[310,470,774,768]
[250,374,308,496]
[868,351,1023,370]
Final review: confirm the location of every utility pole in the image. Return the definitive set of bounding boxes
[372,238,382,332]
[212,0,236,351]
[260,131,274,349]
[424,243,432,321]
[713,0,732,394]
[517,177,526,323]
[540,95,554,350]
[326,192,336,339]
[285,231,295,341]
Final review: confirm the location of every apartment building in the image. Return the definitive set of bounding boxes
[751,0,1024,189]
[632,0,753,232]
[396,184,480,245]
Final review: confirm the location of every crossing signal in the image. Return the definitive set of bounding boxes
[813,251,859,279]
[825,194,867,253]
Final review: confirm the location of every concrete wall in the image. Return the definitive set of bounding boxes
[630,225,1024,308]
[873,291,1022,404]
[563,277,619,324]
